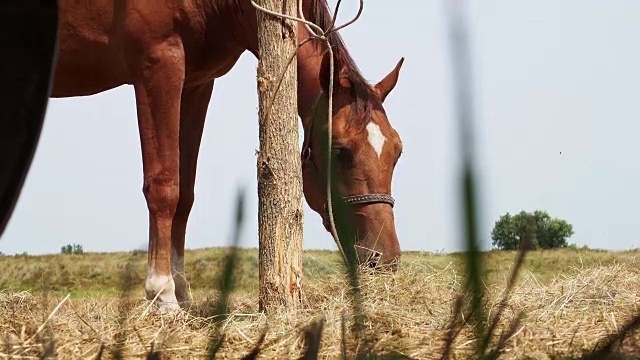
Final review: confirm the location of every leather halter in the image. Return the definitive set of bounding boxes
[301,93,396,211]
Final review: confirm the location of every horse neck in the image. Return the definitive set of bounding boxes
[296,34,326,122]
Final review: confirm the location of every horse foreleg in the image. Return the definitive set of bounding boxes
[171,80,215,308]
[132,39,185,311]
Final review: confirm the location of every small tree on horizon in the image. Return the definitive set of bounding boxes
[61,243,84,255]
[491,210,574,250]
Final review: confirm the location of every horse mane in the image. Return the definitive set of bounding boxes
[308,0,374,125]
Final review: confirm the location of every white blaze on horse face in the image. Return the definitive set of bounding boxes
[366,121,387,159]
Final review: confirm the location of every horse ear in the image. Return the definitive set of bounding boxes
[374,57,404,102]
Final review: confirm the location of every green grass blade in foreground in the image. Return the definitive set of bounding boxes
[442,1,607,358]
[444,0,487,353]
[330,178,370,358]
[341,312,347,360]
[38,340,56,360]
[581,311,640,359]
[239,331,267,360]
[299,318,325,360]
[112,259,137,359]
[311,90,369,355]
[479,227,532,357]
[207,187,246,359]
[329,186,413,360]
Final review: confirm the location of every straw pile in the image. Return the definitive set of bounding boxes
[1,251,640,359]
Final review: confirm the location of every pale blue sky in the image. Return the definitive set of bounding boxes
[1,1,639,255]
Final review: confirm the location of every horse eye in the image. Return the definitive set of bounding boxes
[332,147,353,167]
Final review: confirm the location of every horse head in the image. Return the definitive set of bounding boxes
[301,52,405,269]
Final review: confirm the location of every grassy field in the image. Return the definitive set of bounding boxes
[1,247,640,359]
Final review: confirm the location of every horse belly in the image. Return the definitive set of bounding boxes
[52,51,129,98]
[51,1,129,97]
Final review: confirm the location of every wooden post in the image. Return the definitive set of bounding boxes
[255,0,303,312]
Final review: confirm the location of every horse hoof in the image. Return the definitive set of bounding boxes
[157,301,182,315]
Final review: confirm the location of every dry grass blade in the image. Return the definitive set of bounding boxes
[27,293,69,344]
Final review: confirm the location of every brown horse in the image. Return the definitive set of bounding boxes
[51,0,404,310]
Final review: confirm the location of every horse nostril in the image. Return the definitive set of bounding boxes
[354,244,383,268]
[366,250,382,268]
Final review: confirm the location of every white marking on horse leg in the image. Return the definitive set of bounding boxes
[171,246,190,306]
[366,122,387,158]
[145,269,180,311]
